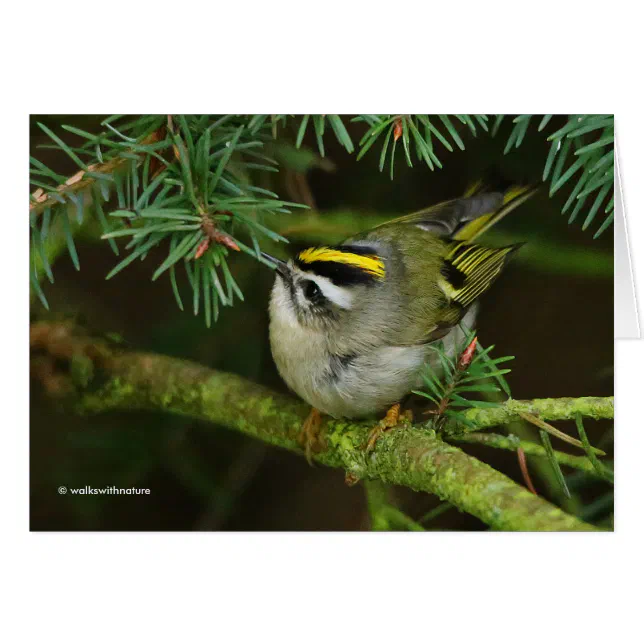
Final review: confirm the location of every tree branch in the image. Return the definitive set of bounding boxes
[30,320,606,532]
[29,130,163,218]
[451,397,614,431]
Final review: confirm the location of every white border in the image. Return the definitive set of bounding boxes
[4,2,643,641]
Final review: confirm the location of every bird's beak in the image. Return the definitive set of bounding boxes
[261,252,290,278]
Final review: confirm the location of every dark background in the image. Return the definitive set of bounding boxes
[30,116,614,530]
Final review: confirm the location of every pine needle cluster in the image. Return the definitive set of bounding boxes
[30,114,614,322]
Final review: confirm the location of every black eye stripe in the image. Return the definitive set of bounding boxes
[302,279,323,302]
[300,261,378,286]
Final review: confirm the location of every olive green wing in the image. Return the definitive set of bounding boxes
[342,183,532,348]
[439,241,523,308]
[398,235,523,346]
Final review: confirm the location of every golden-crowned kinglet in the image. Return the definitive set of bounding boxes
[263,184,535,458]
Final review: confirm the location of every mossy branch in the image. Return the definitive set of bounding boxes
[451,397,614,431]
[30,320,608,532]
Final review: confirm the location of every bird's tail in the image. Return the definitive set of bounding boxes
[454,177,538,243]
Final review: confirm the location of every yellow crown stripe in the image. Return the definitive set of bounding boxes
[297,247,385,279]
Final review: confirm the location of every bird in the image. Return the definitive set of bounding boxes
[262,183,536,462]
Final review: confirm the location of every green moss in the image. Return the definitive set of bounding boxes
[45,322,603,531]
[459,396,614,431]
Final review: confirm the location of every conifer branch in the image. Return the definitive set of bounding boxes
[451,396,614,431]
[29,130,163,218]
[31,320,605,532]
[29,114,614,318]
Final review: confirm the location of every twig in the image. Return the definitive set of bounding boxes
[363,480,425,531]
[425,335,478,423]
[517,447,537,495]
[453,397,614,432]
[418,501,452,526]
[29,130,163,218]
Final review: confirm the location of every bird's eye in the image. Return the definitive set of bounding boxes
[302,280,322,302]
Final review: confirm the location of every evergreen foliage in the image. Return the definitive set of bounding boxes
[495,114,614,237]
[29,114,614,320]
[413,330,613,502]
[412,331,514,428]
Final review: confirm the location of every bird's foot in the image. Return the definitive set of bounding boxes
[299,407,324,465]
[365,403,413,452]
